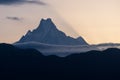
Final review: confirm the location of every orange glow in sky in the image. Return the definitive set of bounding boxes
[0,0,120,44]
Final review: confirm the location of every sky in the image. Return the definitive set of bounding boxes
[0,0,120,44]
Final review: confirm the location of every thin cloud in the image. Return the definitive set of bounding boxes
[24,0,46,5]
[0,0,46,5]
[6,16,23,21]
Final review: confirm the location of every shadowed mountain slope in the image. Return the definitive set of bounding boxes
[17,18,88,45]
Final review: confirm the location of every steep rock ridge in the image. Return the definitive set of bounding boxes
[17,18,88,45]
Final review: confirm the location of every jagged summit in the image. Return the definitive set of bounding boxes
[35,18,57,32]
[41,18,52,21]
[17,18,88,45]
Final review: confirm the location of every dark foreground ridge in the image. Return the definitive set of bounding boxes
[1,43,120,80]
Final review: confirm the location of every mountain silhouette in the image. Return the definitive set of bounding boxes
[1,43,120,80]
[16,18,88,45]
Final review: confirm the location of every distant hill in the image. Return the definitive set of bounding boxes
[16,18,88,45]
[1,43,120,80]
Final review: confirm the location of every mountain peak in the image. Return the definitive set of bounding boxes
[17,18,88,45]
[36,18,56,30]
[41,18,51,20]
[41,18,52,23]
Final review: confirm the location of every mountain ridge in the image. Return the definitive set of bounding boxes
[17,18,88,45]
[0,43,120,80]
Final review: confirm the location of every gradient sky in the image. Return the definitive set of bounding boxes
[0,0,120,44]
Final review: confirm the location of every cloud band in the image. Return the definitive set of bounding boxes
[0,0,46,5]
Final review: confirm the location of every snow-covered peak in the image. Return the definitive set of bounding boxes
[17,18,88,45]
[41,18,52,21]
[36,18,57,31]
[40,18,52,25]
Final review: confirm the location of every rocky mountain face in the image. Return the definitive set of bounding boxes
[17,18,88,45]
